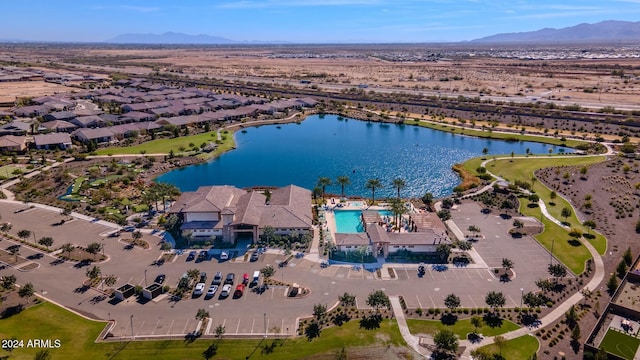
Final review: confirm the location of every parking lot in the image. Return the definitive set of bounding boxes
[0,200,554,339]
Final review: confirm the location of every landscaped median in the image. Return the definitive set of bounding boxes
[466,155,607,274]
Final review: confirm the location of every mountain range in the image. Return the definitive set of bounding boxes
[472,20,640,43]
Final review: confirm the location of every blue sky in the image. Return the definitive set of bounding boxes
[3,1,640,43]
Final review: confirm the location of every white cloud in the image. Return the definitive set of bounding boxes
[120,5,161,13]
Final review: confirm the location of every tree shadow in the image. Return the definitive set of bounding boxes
[483,313,503,328]
[305,321,321,340]
[0,304,24,319]
[440,313,458,325]
[571,339,581,354]
[50,258,65,266]
[73,259,92,269]
[74,285,90,293]
[333,312,351,326]
[521,313,541,328]
[467,333,483,344]
[567,239,581,247]
[359,313,382,330]
[499,274,512,283]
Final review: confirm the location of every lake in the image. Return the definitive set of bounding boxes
[156,115,569,198]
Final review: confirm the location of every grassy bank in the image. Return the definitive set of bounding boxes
[0,302,407,360]
[95,130,232,156]
[411,118,587,148]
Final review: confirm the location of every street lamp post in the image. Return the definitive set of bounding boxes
[144,269,147,287]
[130,315,134,339]
[264,313,267,339]
[519,288,524,322]
[549,238,555,266]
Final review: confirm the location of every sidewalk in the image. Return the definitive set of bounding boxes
[389,296,431,358]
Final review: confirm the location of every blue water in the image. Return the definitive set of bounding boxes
[334,209,393,233]
[157,115,570,197]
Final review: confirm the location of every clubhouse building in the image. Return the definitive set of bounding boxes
[169,185,313,243]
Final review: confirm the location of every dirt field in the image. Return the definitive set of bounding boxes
[0,81,76,103]
[93,48,640,108]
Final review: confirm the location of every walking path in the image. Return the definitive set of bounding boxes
[389,296,431,358]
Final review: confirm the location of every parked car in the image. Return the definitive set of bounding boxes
[320,261,329,268]
[109,231,121,238]
[224,273,235,285]
[212,272,222,285]
[242,273,249,285]
[193,283,205,297]
[186,251,196,261]
[219,252,229,261]
[220,284,232,298]
[250,252,260,262]
[123,226,135,232]
[205,285,218,299]
[198,250,208,261]
[199,272,207,283]
[154,274,166,284]
[250,271,260,287]
[234,284,245,298]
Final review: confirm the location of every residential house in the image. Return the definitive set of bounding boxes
[43,111,76,122]
[41,120,77,133]
[13,104,53,117]
[71,115,105,128]
[72,128,115,144]
[0,135,27,153]
[33,133,72,150]
[0,121,31,136]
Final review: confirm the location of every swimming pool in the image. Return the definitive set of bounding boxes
[334,210,393,233]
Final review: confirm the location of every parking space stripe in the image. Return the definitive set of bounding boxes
[467,295,477,308]
[151,319,161,335]
[135,320,145,337]
[182,319,190,334]
[250,318,255,333]
[167,320,175,335]
[415,295,423,309]
[235,319,241,334]
[429,295,436,308]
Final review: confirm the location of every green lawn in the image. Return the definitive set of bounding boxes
[601,329,640,360]
[95,131,228,155]
[477,334,540,360]
[406,317,520,338]
[412,119,587,148]
[0,302,107,360]
[476,156,607,274]
[0,302,407,360]
[71,176,86,194]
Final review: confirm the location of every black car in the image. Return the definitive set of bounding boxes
[212,272,222,285]
[186,251,196,261]
[250,252,259,262]
[199,272,207,283]
[154,274,166,284]
[198,250,209,261]
[224,273,235,285]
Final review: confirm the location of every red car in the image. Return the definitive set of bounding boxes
[234,284,245,298]
[242,273,249,285]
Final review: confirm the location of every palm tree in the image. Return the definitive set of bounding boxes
[335,176,351,199]
[365,178,382,205]
[392,178,406,200]
[389,198,407,233]
[316,177,332,201]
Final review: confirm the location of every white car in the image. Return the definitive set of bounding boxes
[205,285,218,299]
[220,284,232,298]
[193,282,205,297]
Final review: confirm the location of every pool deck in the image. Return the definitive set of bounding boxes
[321,198,418,245]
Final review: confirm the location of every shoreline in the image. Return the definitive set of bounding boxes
[148,109,597,197]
